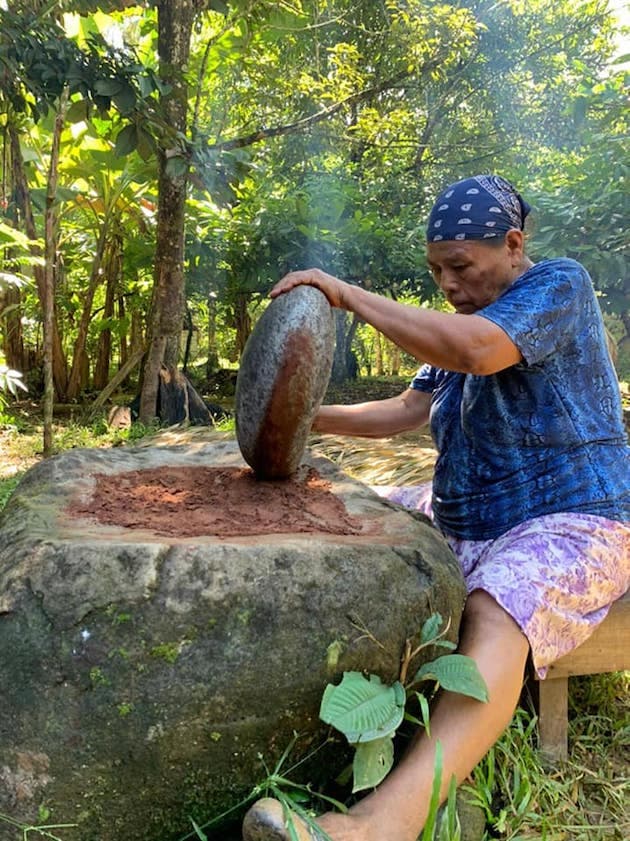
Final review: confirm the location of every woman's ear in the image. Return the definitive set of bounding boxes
[505,228,525,264]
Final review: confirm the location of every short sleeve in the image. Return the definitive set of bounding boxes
[410,363,437,393]
[477,259,592,366]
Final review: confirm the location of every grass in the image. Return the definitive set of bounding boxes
[0,394,628,841]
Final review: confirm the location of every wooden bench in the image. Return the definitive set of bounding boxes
[535,588,630,761]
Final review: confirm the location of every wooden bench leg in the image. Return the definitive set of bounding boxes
[537,676,568,761]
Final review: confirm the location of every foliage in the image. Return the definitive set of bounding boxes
[319,614,488,792]
[0,365,27,400]
[2,0,627,394]
[466,675,630,841]
[0,263,29,407]
[0,474,21,511]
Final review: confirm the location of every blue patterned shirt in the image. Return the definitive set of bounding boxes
[411,258,630,540]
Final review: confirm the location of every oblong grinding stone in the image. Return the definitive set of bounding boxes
[235,286,335,478]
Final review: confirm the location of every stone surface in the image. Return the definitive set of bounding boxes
[235,286,335,478]
[438,791,487,841]
[0,437,465,841]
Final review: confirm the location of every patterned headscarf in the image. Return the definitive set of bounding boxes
[426,175,531,243]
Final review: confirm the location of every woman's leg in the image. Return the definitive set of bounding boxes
[243,590,530,841]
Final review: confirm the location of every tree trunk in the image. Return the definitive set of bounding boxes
[118,294,128,369]
[0,283,25,372]
[233,293,252,359]
[93,235,121,391]
[331,310,359,383]
[139,0,196,423]
[86,345,145,422]
[390,344,401,376]
[9,123,68,399]
[43,88,68,455]
[66,222,110,399]
[182,305,193,372]
[205,293,219,378]
[374,329,384,376]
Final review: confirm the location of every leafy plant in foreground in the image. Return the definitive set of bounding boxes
[320,613,488,793]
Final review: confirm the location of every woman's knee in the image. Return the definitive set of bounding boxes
[460,589,530,668]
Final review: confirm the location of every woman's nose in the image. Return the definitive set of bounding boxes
[439,271,460,293]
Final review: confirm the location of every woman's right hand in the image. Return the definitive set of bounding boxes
[270,268,352,309]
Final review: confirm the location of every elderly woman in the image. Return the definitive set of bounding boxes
[242,175,630,841]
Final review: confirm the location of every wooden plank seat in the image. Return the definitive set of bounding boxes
[534,588,630,761]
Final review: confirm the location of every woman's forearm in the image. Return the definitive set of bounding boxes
[312,391,430,438]
[342,285,517,374]
[270,270,521,375]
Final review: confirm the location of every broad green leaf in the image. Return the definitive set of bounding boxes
[136,128,156,162]
[113,83,137,116]
[0,224,34,250]
[115,124,138,157]
[66,98,89,124]
[94,78,123,97]
[208,0,229,14]
[413,655,489,703]
[352,735,395,792]
[319,672,406,743]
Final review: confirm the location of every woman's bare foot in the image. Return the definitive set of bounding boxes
[241,798,375,841]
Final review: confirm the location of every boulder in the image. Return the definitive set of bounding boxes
[0,437,465,841]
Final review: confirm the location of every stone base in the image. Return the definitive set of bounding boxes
[0,437,465,841]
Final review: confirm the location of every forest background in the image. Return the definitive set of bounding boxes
[0,0,628,442]
[0,3,628,840]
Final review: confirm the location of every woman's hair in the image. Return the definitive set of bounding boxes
[426,175,531,244]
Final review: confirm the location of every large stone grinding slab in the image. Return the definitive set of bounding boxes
[235,285,335,478]
[0,436,466,841]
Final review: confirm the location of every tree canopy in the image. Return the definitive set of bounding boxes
[1,0,628,415]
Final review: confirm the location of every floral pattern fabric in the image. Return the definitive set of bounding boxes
[373,483,630,678]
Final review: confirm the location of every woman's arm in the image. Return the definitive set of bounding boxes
[271,269,521,375]
[313,388,431,438]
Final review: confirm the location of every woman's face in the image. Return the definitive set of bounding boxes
[426,233,526,314]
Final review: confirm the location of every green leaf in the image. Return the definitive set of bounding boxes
[438,775,460,841]
[352,735,395,792]
[113,83,137,115]
[136,127,155,161]
[420,612,443,644]
[94,78,123,97]
[66,98,89,123]
[413,655,489,703]
[190,818,208,840]
[209,0,229,13]
[319,672,406,743]
[114,124,138,157]
[165,155,189,178]
[416,691,431,737]
[422,741,443,841]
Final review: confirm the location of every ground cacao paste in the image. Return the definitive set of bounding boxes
[69,465,364,539]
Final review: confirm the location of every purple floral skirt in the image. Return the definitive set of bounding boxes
[373,484,630,678]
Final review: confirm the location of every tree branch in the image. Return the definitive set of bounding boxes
[205,69,413,152]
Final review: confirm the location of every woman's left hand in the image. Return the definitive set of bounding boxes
[270,268,351,309]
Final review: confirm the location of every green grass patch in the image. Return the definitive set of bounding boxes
[0,474,21,511]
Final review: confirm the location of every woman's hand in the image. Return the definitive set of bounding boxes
[270,268,352,309]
